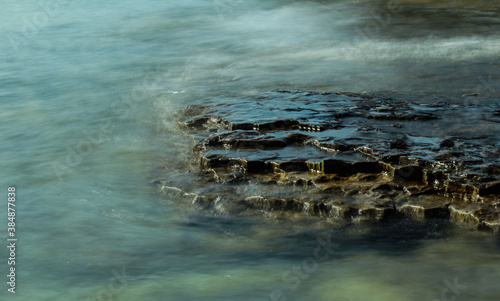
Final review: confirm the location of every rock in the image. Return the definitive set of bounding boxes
[284,133,312,145]
[162,89,500,233]
[483,164,500,176]
[399,197,450,220]
[449,204,487,231]
[479,181,500,196]
[440,138,455,148]
[394,166,425,182]
[279,161,310,172]
[246,160,273,174]
[352,162,383,174]
[322,159,354,176]
[389,138,408,150]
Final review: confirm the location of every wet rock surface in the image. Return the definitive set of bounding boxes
[160,90,500,232]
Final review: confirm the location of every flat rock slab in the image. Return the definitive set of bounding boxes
[161,90,500,232]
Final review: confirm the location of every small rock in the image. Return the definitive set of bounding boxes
[440,139,455,148]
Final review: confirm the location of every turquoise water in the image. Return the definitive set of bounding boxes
[1,1,500,300]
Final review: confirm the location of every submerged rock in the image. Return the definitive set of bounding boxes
[161,90,500,233]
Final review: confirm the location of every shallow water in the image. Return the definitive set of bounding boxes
[1,0,500,300]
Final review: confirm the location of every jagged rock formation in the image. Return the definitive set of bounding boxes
[161,90,500,232]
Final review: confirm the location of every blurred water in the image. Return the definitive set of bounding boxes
[1,0,500,300]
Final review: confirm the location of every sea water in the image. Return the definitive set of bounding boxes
[1,0,500,300]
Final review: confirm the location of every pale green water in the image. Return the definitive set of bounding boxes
[1,1,500,300]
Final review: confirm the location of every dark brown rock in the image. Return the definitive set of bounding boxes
[352,162,383,174]
[258,120,299,131]
[394,166,425,182]
[322,160,353,176]
[479,181,500,196]
[246,160,273,174]
[440,139,455,148]
[168,89,500,232]
[389,138,408,150]
[399,197,450,220]
[279,161,310,172]
[284,133,312,145]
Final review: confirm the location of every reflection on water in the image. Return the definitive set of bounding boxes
[1,0,499,300]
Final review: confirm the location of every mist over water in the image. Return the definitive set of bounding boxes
[1,0,500,300]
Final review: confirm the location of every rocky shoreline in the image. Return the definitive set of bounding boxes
[160,90,500,232]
